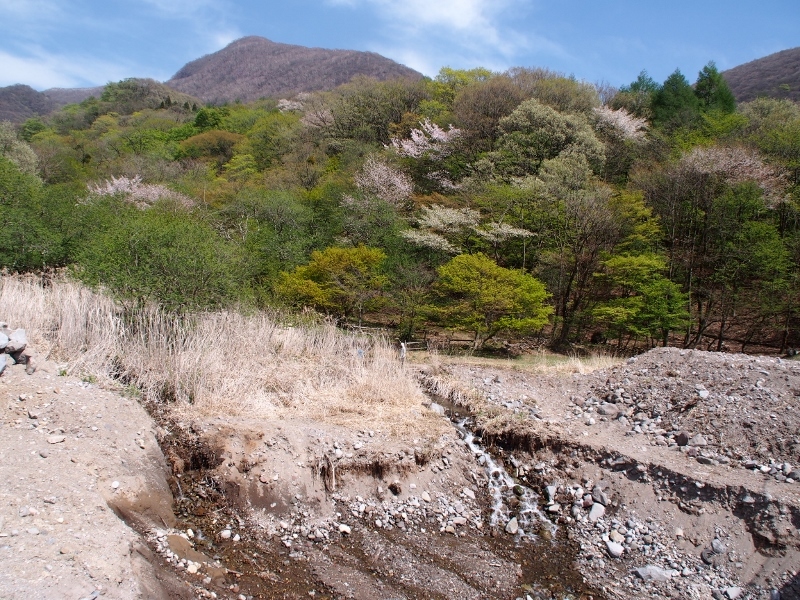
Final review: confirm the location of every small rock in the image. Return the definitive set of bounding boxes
[220,529,232,539]
[47,435,65,444]
[597,403,619,417]
[711,538,726,554]
[674,431,690,446]
[233,534,240,542]
[187,563,198,574]
[462,488,475,500]
[724,587,743,599]
[634,565,677,582]
[59,545,75,555]
[688,434,708,447]
[609,530,625,544]
[0,332,7,350]
[38,450,48,458]
[111,481,120,489]
[421,491,431,502]
[259,472,270,483]
[505,517,519,535]
[591,486,609,506]
[698,389,710,399]
[338,524,351,535]
[606,541,624,558]
[588,504,605,522]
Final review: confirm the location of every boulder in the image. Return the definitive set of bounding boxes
[5,329,27,353]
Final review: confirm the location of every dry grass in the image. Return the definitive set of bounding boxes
[412,347,622,376]
[0,274,444,436]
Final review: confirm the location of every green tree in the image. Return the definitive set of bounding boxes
[277,245,387,324]
[592,253,688,347]
[694,62,736,114]
[490,99,605,179]
[76,205,238,311]
[651,69,701,130]
[432,253,551,349]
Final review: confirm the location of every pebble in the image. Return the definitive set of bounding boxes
[47,435,65,444]
[338,524,351,535]
[421,491,431,502]
[634,565,678,582]
[588,504,605,522]
[711,538,726,554]
[505,517,519,535]
[111,481,120,489]
[220,529,232,539]
[605,541,624,558]
[462,488,475,500]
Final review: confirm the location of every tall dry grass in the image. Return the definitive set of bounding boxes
[0,275,441,435]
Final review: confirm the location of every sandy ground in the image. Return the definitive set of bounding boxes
[0,355,180,600]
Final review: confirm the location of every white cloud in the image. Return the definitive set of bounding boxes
[0,48,135,90]
[325,0,564,72]
[0,0,61,19]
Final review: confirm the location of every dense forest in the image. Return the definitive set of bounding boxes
[1,64,798,353]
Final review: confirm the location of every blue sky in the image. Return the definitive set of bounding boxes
[1,0,798,91]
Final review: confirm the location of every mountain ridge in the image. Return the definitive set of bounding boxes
[722,47,800,103]
[165,36,423,104]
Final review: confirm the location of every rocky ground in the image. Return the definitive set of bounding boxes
[435,347,800,599]
[1,332,799,599]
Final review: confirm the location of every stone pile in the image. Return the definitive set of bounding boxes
[571,350,800,485]
[537,476,747,598]
[0,322,35,375]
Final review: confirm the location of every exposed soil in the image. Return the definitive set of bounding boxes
[2,346,799,600]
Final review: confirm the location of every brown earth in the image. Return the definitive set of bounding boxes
[2,345,799,599]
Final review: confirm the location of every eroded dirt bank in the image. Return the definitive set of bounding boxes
[2,346,799,599]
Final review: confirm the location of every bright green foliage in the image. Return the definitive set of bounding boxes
[76,205,238,311]
[193,107,229,131]
[593,253,688,346]
[277,245,387,324]
[431,67,493,106]
[652,69,700,130]
[0,158,58,270]
[694,62,736,114]
[432,253,551,349]
[491,99,605,178]
[178,130,244,167]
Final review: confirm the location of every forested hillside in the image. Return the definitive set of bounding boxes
[1,63,798,353]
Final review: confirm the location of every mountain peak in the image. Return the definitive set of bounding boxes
[167,36,422,104]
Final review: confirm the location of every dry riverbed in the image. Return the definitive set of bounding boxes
[1,345,799,599]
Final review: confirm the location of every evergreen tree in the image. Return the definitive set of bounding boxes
[694,61,736,114]
[651,69,700,129]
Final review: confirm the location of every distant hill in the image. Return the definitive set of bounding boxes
[722,47,800,103]
[0,85,57,123]
[43,86,104,107]
[166,36,423,104]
